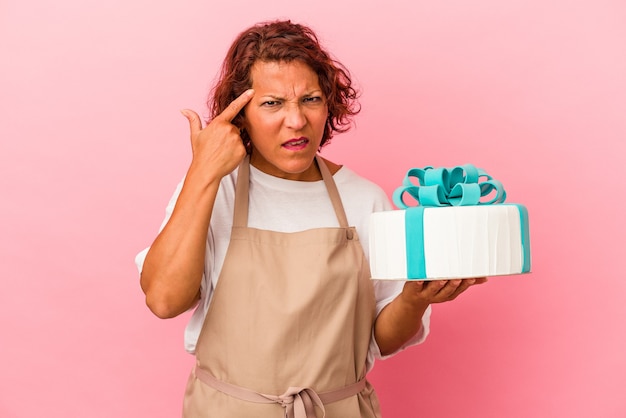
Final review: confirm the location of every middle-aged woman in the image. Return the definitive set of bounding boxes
[136,20,486,418]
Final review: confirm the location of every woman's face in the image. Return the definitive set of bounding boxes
[243,60,328,181]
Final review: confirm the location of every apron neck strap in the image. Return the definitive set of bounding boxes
[232,155,350,229]
[233,155,251,228]
[315,154,350,229]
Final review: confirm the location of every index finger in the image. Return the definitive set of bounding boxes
[216,89,255,122]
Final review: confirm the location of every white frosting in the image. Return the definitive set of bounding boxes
[370,205,526,280]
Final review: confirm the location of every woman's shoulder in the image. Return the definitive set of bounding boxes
[333,165,392,211]
[335,165,386,192]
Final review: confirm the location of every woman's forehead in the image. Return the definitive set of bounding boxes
[250,60,322,97]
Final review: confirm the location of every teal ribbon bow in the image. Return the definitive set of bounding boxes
[392,164,506,209]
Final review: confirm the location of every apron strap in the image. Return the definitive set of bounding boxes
[233,155,251,228]
[232,155,351,231]
[315,155,350,230]
[194,365,366,418]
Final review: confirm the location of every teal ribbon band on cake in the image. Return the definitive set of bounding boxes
[514,204,532,273]
[392,164,506,209]
[405,207,427,279]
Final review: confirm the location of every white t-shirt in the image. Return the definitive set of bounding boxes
[136,163,431,371]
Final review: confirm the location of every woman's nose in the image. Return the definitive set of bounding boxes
[284,104,307,130]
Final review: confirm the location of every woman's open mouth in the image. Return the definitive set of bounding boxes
[281,137,309,150]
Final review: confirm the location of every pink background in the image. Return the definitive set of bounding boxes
[1,0,624,417]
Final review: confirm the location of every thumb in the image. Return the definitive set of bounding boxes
[403,280,425,293]
[180,109,203,137]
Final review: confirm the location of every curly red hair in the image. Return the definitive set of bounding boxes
[209,20,360,148]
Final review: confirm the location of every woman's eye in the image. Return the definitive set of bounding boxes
[303,96,322,104]
[262,101,280,107]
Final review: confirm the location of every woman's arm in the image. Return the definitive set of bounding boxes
[140,171,220,319]
[374,278,487,356]
[140,90,254,319]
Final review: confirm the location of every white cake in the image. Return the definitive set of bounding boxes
[369,165,531,280]
[369,205,531,280]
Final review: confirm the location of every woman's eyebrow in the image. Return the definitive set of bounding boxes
[260,90,324,100]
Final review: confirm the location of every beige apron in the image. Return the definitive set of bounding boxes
[183,155,382,418]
